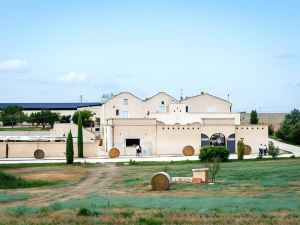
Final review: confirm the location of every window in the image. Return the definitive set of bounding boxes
[121,111,129,118]
[116,109,119,116]
[160,106,166,113]
[123,99,128,105]
[126,139,140,147]
[161,101,165,105]
[185,106,189,112]
[208,105,216,112]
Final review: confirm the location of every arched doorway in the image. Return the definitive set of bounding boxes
[210,133,226,146]
[227,134,236,153]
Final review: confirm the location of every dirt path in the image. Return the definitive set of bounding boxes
[0,163,122,208]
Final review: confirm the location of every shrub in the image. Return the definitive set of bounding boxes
[205,157,221,183]
[138,217,161,225]
[119,209,134,218]
[77,207,100,217]
[268,145,280,159]
[199,146,230,162]
[8,205,37,216]
[237,139,245,160]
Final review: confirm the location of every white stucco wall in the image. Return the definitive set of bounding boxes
[181,93,232,113]
[49,123,96,142]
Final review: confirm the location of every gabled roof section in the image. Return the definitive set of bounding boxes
[182,92,232,106]
[102,92,143,104]
[145,92,178,102]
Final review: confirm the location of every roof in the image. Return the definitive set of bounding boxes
[103,91,232,106]
[0,102,102,110]
[145,92,178,102]
[102,92,143,104]
[181,92,232,105]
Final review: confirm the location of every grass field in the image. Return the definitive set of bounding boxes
[0,171,54,189]
[0,159,299,224]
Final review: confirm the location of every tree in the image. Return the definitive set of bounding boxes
[268,124,274,136]
[276,109,300,144]
[66,130,74,164]
[0,105,26,127]
[237,139,245,160]
[250,110,259,124]
[289,121,300,144]
[77,112,84,158]
[268,144,279,159]
[59,115,71,123]
[29,110,60,128]
[205,157,221,183]
[72,110,94,127]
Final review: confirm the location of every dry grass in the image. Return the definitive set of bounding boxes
[3,166,89,183]
[1,159,300,224]
[0,208,299,225]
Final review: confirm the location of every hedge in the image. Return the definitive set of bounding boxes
[199,146,230,162]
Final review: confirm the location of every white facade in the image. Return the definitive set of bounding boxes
[99,92,268,156]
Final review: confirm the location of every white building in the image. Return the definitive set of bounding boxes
[98,92,268,156]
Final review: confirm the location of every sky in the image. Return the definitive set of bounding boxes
[0,0,299,112]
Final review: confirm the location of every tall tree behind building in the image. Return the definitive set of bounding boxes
[250,110,259,124]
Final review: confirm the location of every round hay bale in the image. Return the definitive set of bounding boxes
[34,149,45,159]
[108,148,120,158]
[151,172,171,191]
[182,145,195,156]
[244,145,252,155]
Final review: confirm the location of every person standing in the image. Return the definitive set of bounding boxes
[259,144,264,157]
[263,145,268,156]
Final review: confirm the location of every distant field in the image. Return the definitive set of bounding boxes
[0,159,299,224]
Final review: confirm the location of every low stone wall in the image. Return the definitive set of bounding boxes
[0,142,104,158]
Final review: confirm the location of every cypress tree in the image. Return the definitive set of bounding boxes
[66,130,74,164]
[237,139,245,160]
[77,112,84,158]
[5,143,9,158]
[250,110,259,124]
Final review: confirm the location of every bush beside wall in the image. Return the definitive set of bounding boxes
[199,146,230,162]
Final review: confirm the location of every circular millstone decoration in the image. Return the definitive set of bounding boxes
[183,145,195,156]
[244,145,252,155]
[151,172,171,191]
[108,148,120,158]
[34,149,45,159]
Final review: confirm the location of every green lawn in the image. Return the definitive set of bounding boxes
[0,192,28,203]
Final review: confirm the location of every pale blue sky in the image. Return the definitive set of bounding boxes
[0,0,299,112]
